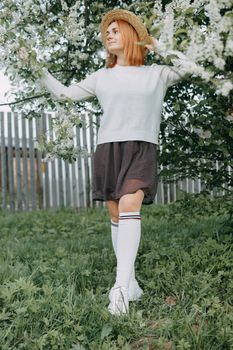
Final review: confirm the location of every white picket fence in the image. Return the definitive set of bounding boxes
[0,111,227,211]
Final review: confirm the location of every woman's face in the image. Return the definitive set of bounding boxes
[105,21,124,55]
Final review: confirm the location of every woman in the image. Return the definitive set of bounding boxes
[40,9,192,316]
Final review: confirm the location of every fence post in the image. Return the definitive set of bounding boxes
[7,112,15,210]
[28,117,36,209]
[47,114,58,209]
[21,114,29,210]
[64,161,71,207]
[0,112,7,209]
[76,125,84,208]
[35,117,44,209]
[14,112,23,210]
[82,117,91,207]
[42,113,50,208]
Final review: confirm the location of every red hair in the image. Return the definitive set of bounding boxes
[105,20,147,68]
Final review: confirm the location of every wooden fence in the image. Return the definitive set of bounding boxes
[0,111,99,210]
[0,111,227,211]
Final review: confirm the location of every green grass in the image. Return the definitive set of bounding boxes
[0,194,232,350]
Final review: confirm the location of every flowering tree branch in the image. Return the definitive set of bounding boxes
[0,94,48,106]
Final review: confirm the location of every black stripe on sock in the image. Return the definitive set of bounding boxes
[119,215,141,220]
[111,221,119,227]
[119,218,141,220]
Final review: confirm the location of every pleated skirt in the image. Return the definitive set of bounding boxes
[92,141,158,205]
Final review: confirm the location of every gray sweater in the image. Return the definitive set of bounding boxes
[40,63,190,145]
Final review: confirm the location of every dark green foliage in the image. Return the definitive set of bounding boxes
[0,194,232,349]
[159,81,233,193]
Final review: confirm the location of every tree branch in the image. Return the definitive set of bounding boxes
[0,93,48,107]
[84,0,89,27]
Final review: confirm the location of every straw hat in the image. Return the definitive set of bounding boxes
[100,9,153,45]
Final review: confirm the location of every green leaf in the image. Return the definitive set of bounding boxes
[70,343,87,350]
[100,324,112,340]
[174,103,181,112]
[175,29,188,36]
[7,31,16,39]
[185,8,194,15]
[229,128,233,138]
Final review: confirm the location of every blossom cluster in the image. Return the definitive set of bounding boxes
[0,0,98,160]
[149,0,232,95]
[37,104,86,162]
[0,0,91,81]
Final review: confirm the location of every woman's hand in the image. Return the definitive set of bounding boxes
[145,38,189,61]
[145,37,159,52]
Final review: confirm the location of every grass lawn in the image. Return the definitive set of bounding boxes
[0,194,232,350]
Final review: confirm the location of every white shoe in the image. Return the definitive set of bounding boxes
[109,279,143,303]
[108,286,129,315]
[128,279,143,301]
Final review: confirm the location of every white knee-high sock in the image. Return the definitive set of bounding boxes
[110,220,118,257]
[115,212,141,289]
[111,220,136,281]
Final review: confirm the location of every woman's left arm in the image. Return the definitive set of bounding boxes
[146,38,197,84]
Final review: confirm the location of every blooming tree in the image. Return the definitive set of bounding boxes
[142,0,233,193]
[0,0,232,191]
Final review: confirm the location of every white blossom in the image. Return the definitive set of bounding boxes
[225,36,233,56]
[216,81,233,96]
[17,47,29,62]
[195,128,212,139]
[213,57,226,70]
[60,0,69,11]
[159,10,174,50]
[201,130,212,139]
[79,53,89,60]
[205,1,222,24]
[225,114,233,122]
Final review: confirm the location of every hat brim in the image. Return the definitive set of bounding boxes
[100,9,153,46]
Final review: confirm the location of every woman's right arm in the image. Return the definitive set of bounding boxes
[40,68,98,101]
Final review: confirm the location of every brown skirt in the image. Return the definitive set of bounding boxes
[92,141,158,205]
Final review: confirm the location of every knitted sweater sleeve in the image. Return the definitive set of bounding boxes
[40,68,99,101]
[155,41,195,87]
[159,64,190,87]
